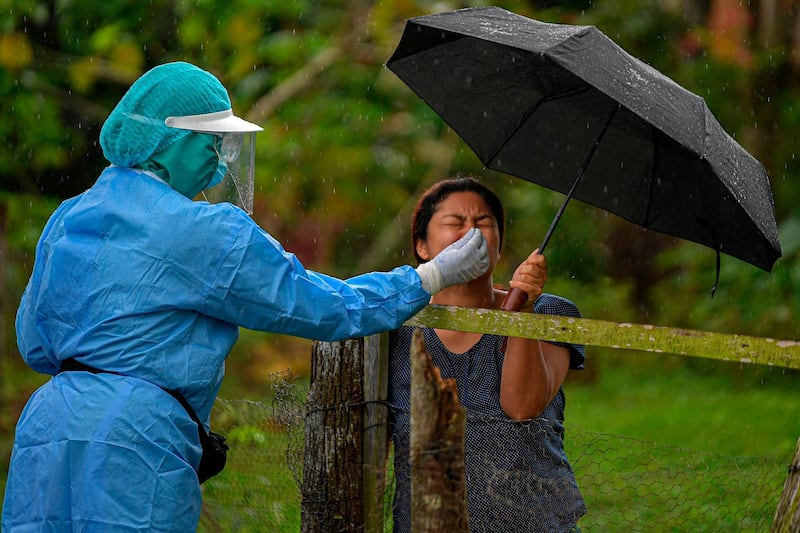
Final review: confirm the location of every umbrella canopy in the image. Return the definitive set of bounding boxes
[387,6,781,274]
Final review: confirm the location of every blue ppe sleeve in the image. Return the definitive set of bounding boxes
[203,221,430,340]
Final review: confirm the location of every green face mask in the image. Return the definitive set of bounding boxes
[139,132,218,199]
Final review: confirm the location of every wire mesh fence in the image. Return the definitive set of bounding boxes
[568,431,784,530]
[199,379,787,532]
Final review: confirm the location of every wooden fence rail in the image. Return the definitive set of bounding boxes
[407,305,800,369]
[301,305,800,532]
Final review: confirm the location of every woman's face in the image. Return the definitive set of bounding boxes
[416,190,501,275]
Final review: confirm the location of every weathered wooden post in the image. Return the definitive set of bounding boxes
[363,333,391,532]
[409,329,469,532]
[300,334,389,533]
[301,338,364,532]
[772,436,800,531]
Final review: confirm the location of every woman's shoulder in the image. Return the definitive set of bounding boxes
[535,293,586,369]
[533,293,581,318]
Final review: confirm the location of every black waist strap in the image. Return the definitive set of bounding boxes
[58,358,205,429]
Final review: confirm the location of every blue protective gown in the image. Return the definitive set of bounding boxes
[3,166,430,532]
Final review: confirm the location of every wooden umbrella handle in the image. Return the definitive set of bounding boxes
[499,287,527,351]
[500,286,528,312]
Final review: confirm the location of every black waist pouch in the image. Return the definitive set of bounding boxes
[59,358,228,483]
[175,395,228,483]
[165,384,229,484]
[196,430,228,483]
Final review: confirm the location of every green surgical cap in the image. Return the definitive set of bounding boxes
[100,62,232,167]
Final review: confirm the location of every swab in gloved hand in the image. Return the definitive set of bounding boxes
[415,227,489,294]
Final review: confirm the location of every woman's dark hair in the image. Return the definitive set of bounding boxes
[411,175,504,263]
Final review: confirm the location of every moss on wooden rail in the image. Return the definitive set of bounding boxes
[405,305,800,370]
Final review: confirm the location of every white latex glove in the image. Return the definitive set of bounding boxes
[415,227,490,294]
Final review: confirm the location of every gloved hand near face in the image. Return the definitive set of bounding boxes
[415,227,489,294]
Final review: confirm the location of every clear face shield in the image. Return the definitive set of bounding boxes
[165,110,262,214]
[203,132,257,214]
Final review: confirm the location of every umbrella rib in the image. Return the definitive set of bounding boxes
[484,84,593,165]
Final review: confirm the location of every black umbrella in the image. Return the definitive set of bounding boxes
[387,6,781,305]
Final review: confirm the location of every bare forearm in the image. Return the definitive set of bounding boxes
[500,338,570,420]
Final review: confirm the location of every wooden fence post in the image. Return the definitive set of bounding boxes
[772,436,800,531]
[363,333,391,532]
[409,329,469,532]
[301,338,364,533]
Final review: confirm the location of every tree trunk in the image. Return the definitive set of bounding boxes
[409,329,469,532]
[302,338,364,533]
[772,436,800,531]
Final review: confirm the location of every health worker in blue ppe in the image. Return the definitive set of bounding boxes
[2,61,489,533]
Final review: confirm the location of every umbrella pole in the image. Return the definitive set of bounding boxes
[537,167,582,254]
[538,102,620,254]
[502,103,620,313]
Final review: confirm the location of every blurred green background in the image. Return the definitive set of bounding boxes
[2,0,800,525]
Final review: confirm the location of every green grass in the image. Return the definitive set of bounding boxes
[564,349,800,459]
[200,443,302,533]
[562,348,800,531]
[198,399,303,533]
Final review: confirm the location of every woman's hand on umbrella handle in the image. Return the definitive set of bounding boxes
[502,249,547,312]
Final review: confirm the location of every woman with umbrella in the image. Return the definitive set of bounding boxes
[1,62,490,532]
[387,176,587,532]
